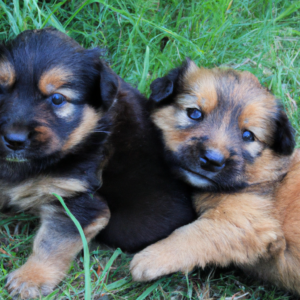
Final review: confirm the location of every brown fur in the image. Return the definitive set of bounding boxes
[131,61,300,295]
[0,59,15,86]
[182,62,218,114]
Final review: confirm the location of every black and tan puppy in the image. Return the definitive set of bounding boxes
[130,60,300,295]
[0,28,117,299]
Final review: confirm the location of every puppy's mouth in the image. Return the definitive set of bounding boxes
[179,167,217,187]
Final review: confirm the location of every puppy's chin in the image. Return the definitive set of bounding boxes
[179,168,213,188]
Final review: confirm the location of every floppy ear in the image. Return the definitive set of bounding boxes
[149,58,195,104]
[99,62,119,110]
[149,76,174,103]
[272,107,295,155]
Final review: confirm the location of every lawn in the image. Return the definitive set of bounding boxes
[0,0,299,299]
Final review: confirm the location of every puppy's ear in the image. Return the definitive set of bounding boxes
[149,58,195,104]
[99,63,119,110]
[272,106,295,155]
[150,76,174,103]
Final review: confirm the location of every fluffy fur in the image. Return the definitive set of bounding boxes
[130,59,300,296]
[0,28,116,299]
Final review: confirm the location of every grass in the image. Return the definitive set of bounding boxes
[0,0,299,299]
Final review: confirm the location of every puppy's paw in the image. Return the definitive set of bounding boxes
[130,244,181,282]
[6,261,59,299]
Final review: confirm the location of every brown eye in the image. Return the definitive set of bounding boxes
[51,94,66,106]
[187,108,203,121]
[242,130,255,142]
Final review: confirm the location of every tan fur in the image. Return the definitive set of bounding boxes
[62,106,102,152]
[131,192,283,280]
[238,98,277,143]
[183,62,218,114]
[131,155,300,292]
[38,67,73,96]
[84,208,111,239]
[6,205,110,299]
[245,149,291,184]
[8,177,87,211]
[152,106,194,152]
[55,102,75,120]
[131,63,300,295]
[34,126,62,154]
[0,59,15,86]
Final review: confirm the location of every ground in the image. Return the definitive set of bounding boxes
[0,0,299,299]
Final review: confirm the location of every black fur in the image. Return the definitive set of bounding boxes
[272,105,295,155]
[149,58,190,107]
[96,79,196,252]
[150,76,174,102]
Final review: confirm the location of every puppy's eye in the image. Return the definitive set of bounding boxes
[187,108,203,121]
[242,130,255,142]
[51,94,66,106]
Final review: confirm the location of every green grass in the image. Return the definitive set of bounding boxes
[0,0,299,299]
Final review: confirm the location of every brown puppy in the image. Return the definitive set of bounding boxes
[130,59,300,295]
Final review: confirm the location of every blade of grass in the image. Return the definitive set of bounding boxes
[41,0,69,29]
[138,45,150,92]
[0,0,20,35]
[53,193,91,300]
[136,278,164,300]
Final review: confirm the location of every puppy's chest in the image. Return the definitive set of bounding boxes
[0,176,88,212]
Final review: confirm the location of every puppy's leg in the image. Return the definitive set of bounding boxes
[249,163,300,295]
[6,194,110,299]
[131,194,283,281]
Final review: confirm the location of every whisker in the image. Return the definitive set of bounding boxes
[92,130,110,133]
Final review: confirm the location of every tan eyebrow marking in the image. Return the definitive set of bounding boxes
[39,67,74,96]
[181,62,218,114]
[238,97,277,143]
[0,59,15,87]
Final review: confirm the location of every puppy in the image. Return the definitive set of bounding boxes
[130,60,300,295]
[96,63,196,252]
[0,28,117,299]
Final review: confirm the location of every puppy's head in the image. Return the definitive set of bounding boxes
[150,59,295,191]
[0,28,119,176]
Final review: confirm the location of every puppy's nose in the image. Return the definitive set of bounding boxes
[200,149,225,172]
[2,132,28,151]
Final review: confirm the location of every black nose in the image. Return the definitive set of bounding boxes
[2,132,28,151]
[200,149,225,172]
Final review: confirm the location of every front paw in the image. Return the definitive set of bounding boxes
[130,245,180,282]
[6,262,57,299]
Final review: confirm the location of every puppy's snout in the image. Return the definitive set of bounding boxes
[2,131,29,151]
[200,149,225,173]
